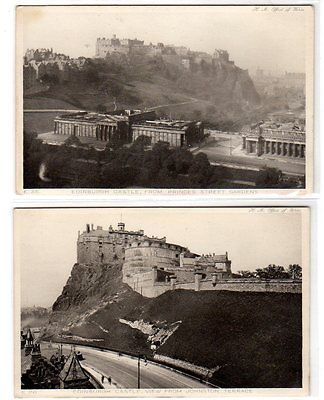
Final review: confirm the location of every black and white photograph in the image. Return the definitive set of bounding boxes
[14,207,309,397]
[17,5,314,194]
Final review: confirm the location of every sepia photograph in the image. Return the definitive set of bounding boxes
[14,207,309,397]
[16,5,314,194]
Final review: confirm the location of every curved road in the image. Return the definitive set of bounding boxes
[41,343,209,389]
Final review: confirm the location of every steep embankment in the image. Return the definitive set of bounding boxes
[44,262,302,388]
[24,55,261,131]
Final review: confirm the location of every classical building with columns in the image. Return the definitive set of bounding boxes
[132,119,204,148]
[54,109,156,143]
[242,126,306,159]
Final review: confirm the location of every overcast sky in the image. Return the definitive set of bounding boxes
[20,5,312,74]
[15,208,305,308]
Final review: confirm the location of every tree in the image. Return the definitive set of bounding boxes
[64,135,82,147]
[255,166,282,188]
[288,264,302,280]
[188,152,212,187]
[131,135,152,151]
[255,265,290,280]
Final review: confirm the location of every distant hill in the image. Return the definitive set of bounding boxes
[24,54,261,131]
[21,306,51,329]
[42,261,302,388]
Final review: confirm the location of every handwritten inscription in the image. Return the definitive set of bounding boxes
[253,6,304,12]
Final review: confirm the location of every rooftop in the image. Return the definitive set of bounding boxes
[133,119,201,130]
[59,351,89,383]
[55,111,128,123]
[199,254,229,263]
[80,223,144,237]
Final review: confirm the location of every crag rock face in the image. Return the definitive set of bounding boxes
[52,262,125,312]
[175,63,260,107]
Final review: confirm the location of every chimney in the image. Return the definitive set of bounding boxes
[86,224,90,233]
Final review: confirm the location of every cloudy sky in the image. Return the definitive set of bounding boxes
[15,208,306,308]
[20,5,312,74]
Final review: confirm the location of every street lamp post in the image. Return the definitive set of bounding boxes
[137,354,147,388]
[137,355,141,389]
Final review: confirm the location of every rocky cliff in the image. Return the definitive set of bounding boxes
[43,261,302,388]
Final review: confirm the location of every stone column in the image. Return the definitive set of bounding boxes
[288,143,293,157]
[194,272,203,291]
[300,144,305,158]
[294,144,299,158]
[256,137,263,156]
[170,276,177,290]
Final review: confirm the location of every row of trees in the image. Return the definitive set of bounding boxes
[235,264,302,280]
[23,133,235,189]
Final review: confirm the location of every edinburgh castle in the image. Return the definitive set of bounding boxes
[77,222,301,297]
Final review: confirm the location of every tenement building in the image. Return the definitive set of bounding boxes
[54,109,156,143]
[132,119,204,147]
[242,123,306,158]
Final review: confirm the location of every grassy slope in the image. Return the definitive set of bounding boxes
[24,57,262,131]
[134,290,302,388]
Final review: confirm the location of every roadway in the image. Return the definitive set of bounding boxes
[40,342,209,389]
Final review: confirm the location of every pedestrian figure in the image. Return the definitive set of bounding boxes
[101,374,105,383]
[108,376,112,385]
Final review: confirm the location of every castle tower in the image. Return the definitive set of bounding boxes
[118,222,125,231]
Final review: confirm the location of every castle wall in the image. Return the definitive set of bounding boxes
[77,238,125,265]
[163,267,195,283]
[175,279,302,294]
[123,241,184,279]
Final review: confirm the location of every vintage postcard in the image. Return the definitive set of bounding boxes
[16,5,314,195]
[14,207,310,397]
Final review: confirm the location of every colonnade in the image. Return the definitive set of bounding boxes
[243,136,305,158]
